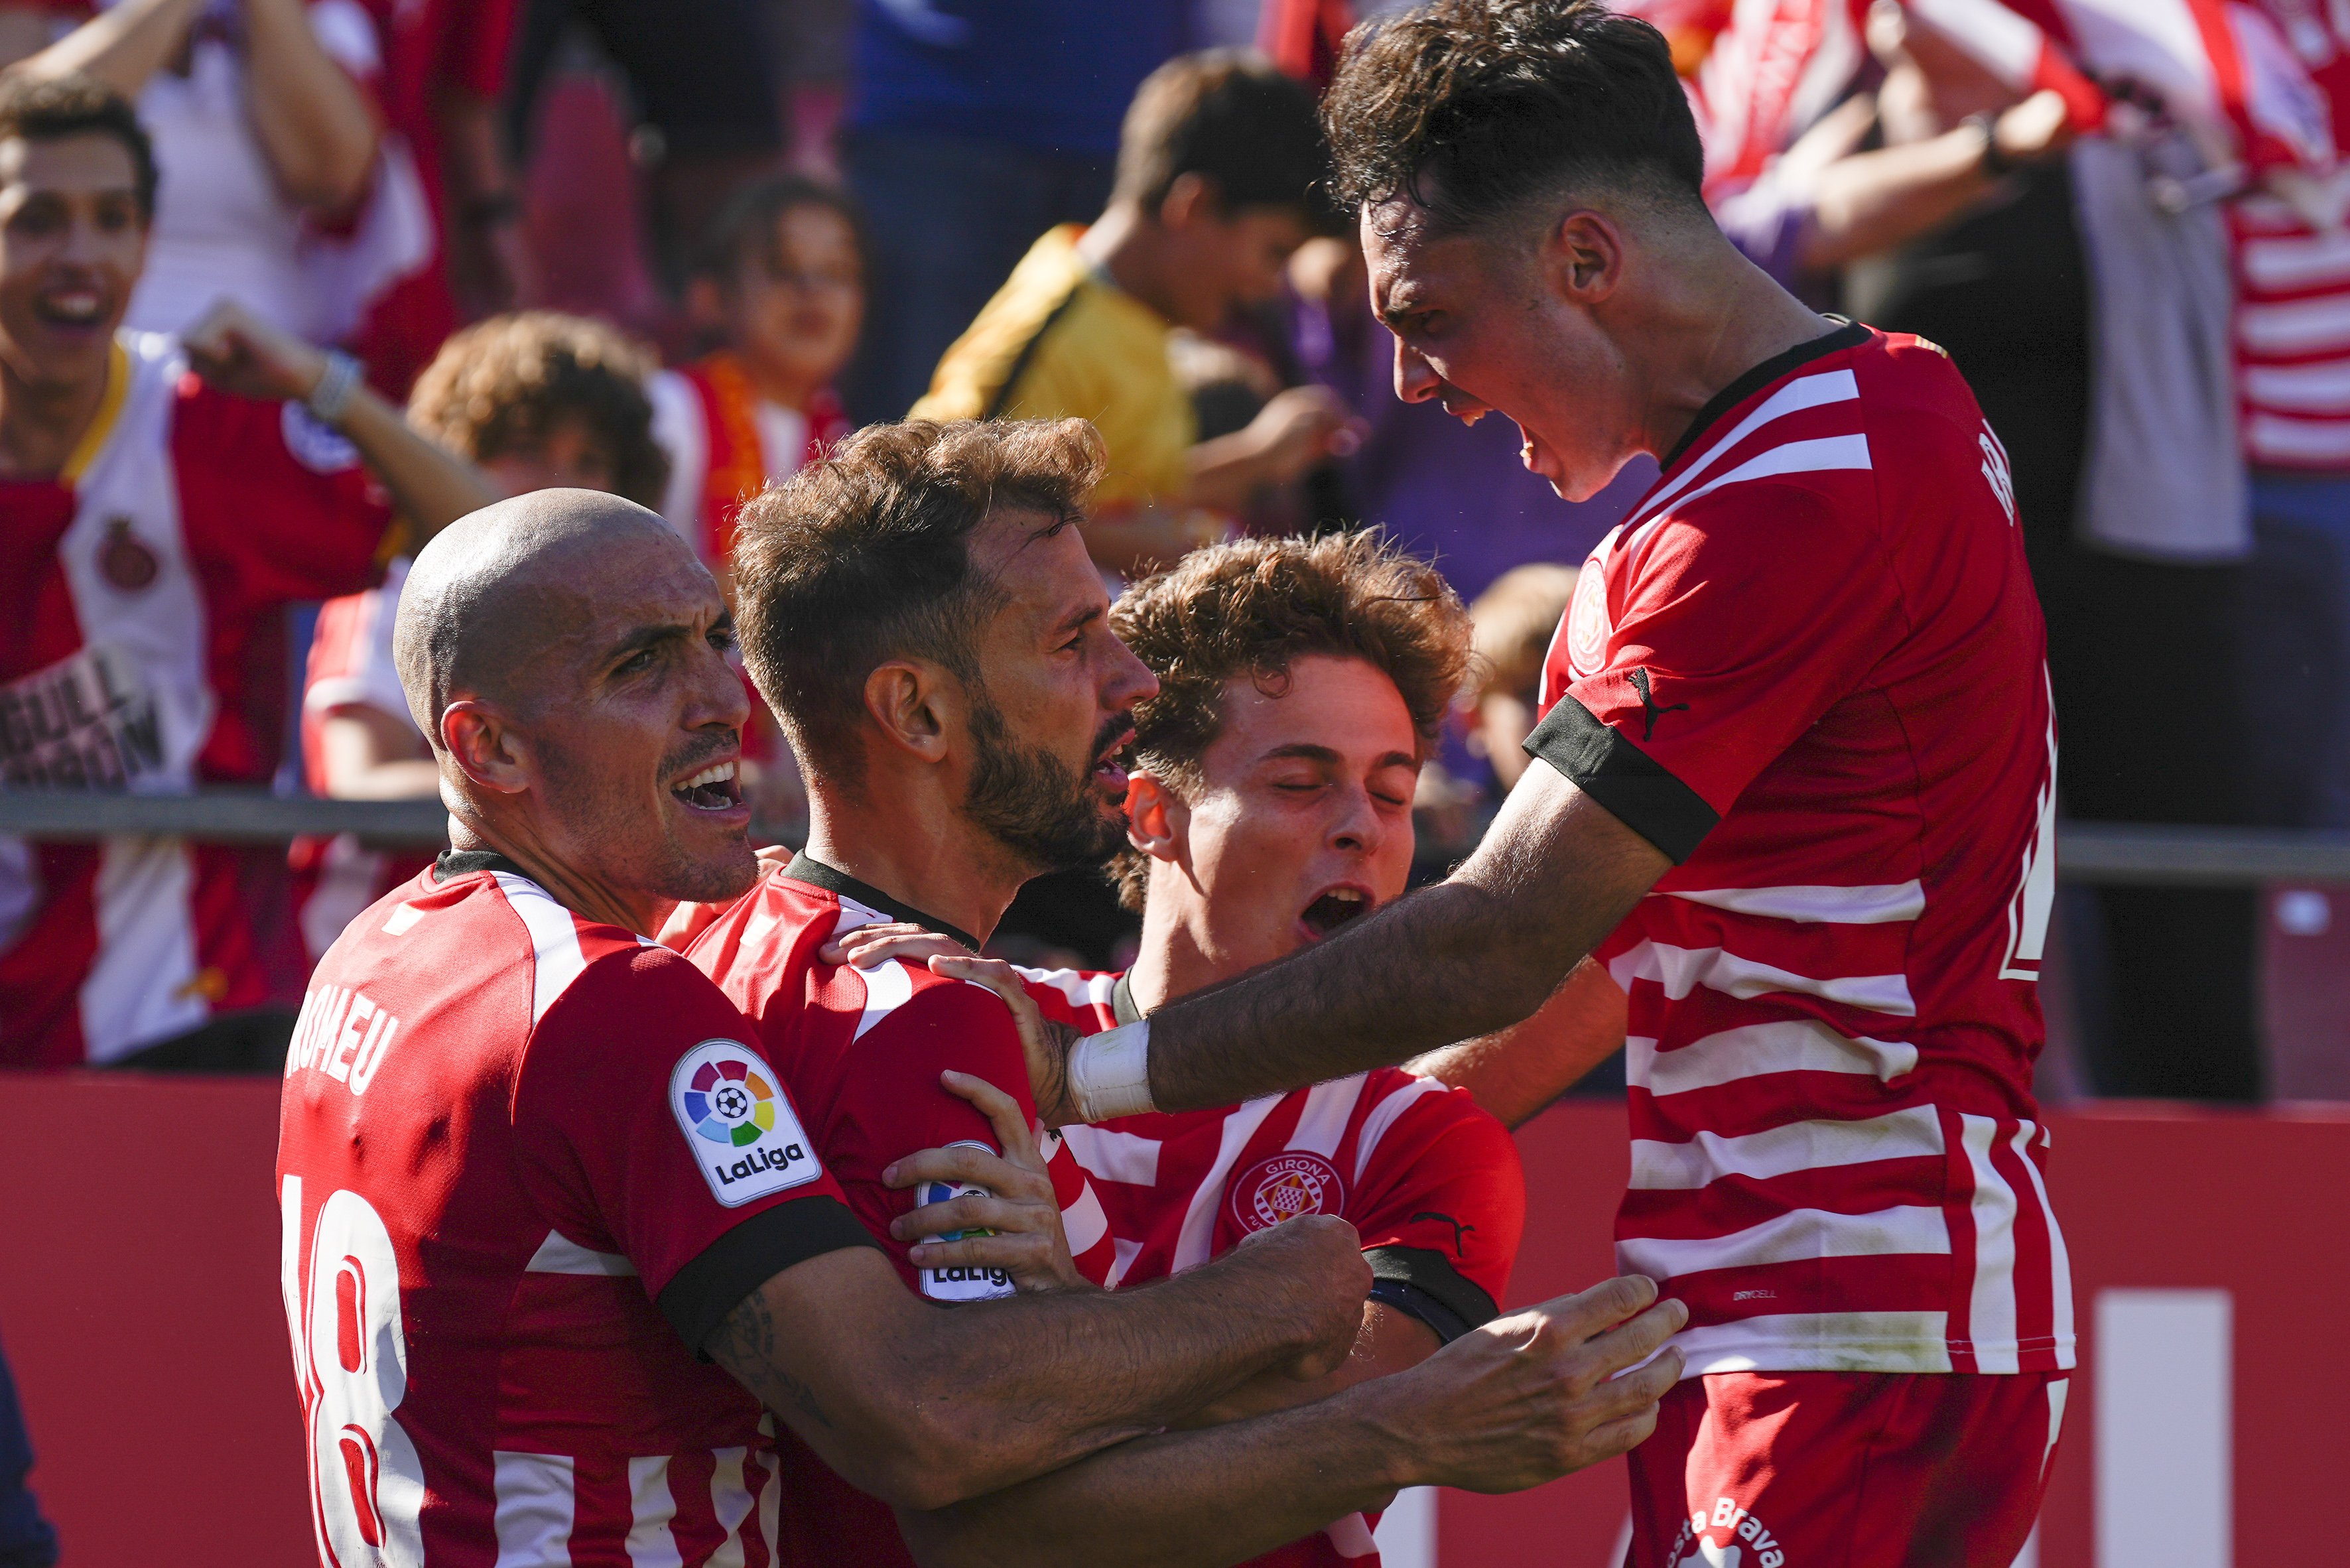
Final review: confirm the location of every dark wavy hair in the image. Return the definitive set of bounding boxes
[0,73,158,216]
[1108,531,1472,909]
[1322,0,1704,233]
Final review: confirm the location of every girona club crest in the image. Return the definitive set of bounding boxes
[1230,1151,1346,1234]
[1563,549,1613,681]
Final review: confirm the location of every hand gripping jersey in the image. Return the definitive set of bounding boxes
[275,851,872,1567]
[0,332,394,1065]
[682,857,1114,1568]
[1021,967,1527,1568]
[1527,322,2072,1380]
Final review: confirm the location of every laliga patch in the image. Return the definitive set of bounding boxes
[670,1039,822,1207]
[917,1140,1014,1301]
[1228,1151,1345,1236]
[1666,1497,1788,1568]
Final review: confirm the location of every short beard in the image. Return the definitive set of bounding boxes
[962,693,1127,873]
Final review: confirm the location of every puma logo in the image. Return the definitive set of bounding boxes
[1410,1211,1475,1257]
[1630,667,1689,741]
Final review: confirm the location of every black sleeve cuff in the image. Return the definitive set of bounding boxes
[1365,1245,1500,1345]
[658,1195,881,1358]
[1524,696,1719,864]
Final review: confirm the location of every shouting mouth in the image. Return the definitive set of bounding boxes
[671,759,745,815]
[1092,726,1137,795]
[1297,884,1373,942]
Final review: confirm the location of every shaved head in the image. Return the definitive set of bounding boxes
[395,488,686,740]
[397,488,756,927]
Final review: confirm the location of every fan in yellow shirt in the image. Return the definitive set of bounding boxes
[913,51,1358,576]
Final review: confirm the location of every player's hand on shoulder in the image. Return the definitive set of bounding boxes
[924,952,1082,1130]
[1228,1212,1374,1382]
[1371,1274,1687,1494]
[821,921,972,971]
[884,1069,1085,1293]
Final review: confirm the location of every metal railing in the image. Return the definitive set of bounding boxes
[4,791,2349,885]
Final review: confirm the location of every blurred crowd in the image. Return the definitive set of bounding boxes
[1,0,2346,1114]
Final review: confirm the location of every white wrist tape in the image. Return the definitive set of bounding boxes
[1068,1019,1156,1122]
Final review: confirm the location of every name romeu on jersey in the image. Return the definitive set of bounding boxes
[275,850,876,1568]
[1020,966,1527,1568]
[681,855,1114,1568]
[1528,320,2073,1380]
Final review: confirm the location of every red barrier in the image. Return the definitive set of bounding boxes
[1,1075,2344,1567]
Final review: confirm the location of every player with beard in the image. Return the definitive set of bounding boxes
[683,417,1688,1567]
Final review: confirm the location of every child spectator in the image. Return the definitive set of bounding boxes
[646,175,860,576]
[912,50,1356,576]
[0,74,495,1070]
[293,311,670,960]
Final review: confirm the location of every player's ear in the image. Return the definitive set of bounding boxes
[440,699,530,795]
[1545,208,1626,303]
[1125,770,1184,864]
[863,660,950,763]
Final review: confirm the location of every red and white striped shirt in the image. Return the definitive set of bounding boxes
[0,332,393,1064]
[1021,967,1526,1568]
[1530,322,2073,1378]
[277,852,869,1567]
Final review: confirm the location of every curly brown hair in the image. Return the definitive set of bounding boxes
[1321,0,1703,232]
[407,312,669,509]
[731,418,1106,789]
[1108,531,1472,909]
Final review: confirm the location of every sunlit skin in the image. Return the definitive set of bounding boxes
[479,417,618,497]
[801,508,1160,942]
[703,201,864,411]
[430,501,754,937]
[1082,173,1311,335]
[1124,655,1421,1011]
[0,132,147,475]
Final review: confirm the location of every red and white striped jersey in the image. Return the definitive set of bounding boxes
[291,559,434,963]
[0,332,393,1065]
[1530,322,2073,1379]
[2233,3,2350,472]
[1020,966,1526,1568]
[683,859,1116,1568]
[276,852,870,1567]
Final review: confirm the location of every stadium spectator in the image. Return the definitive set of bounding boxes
[649,175,858,576]
[293,310,669,963]
[911,50,1356,577]
[1043,9,2076,1567]
[0,1331,52,1568]
[0,74,495,1070]
[1465,562,1580,795]
[838,0,1188,422]
[8,0,431,356]
[279,480,1683,1566]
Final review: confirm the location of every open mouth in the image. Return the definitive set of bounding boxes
[1297,885,1372,941]
[671,759,744,813]
[1092,728,1136,794]
[35,289,107,331]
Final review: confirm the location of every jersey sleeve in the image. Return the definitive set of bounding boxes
[825,969,1096,1299]
[511,945,875,1354]
[1525,483,1907,863]
[1348,1082,1527,1342]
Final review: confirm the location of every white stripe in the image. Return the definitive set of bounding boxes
[2241,293,2350,354]
[525,1230,637,1277]
[1353,1076,1447,1186]
[755,1415,781,1553]
[492,873,590,1025]
[1636,369,1860,521]
[381,901,425,935]
[2017,1124,2075,1357]
[1618,1205,1950,1280]
[1664,880,1924,924]
[1629,1020,1918,1096]
[1608,939,1916,1016]
[2239,229,2350,291]
[1286,1077,1364,1159]
[1061,1179,1109,1256]
[831,902,924,1042]
[2095,1291,2231,1568]
[1106,1236,1145,1289]
[2245,410,2350,463]
[1664,1311,1953,1378]
[1060,1124,1162,1186]
[1170,1098,1283,1273]
[1630,1106,1944,1191]
[624,1455,683,1568]
[1905,0,2043,80]
[80,837,206,1061]
[1323,1513,1380,1559]
[1010,963,1121,1015]
[2242,358,2350,412]
[492,1451,575,1567]
[1630,433,1873,551]
[705,1447,755,1568]
[2043,1378,2069,1482]
[1960,1114,2022,1372]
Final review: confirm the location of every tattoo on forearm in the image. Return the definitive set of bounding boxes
[712,1289,832,1429]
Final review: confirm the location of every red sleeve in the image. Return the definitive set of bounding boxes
[512,946,871,1348]
[1529,483,1906,862]
[172,378,394,607]
[823,969,1063,1300]
[440,0,519,98]
[1350,1081,1526,1325]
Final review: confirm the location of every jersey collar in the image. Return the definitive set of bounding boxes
[783,853,984,952]
[434,848,529,883]
[1657,316,1872,474]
